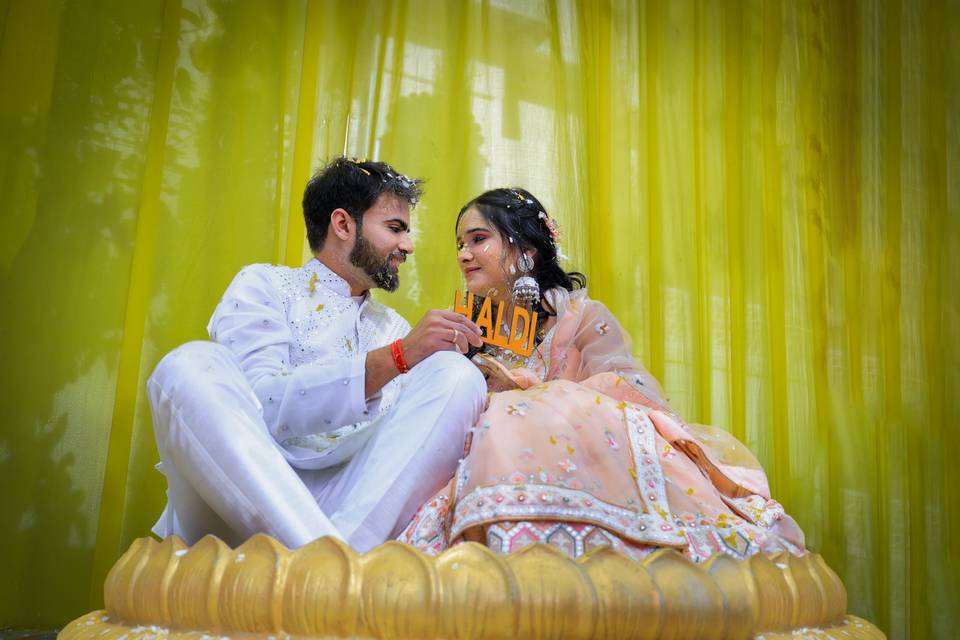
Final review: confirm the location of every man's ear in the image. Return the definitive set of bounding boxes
[329,208,355,241]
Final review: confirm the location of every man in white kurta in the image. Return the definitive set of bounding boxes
[149,158,485,552]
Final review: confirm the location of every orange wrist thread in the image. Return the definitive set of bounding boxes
[390,339,409,373]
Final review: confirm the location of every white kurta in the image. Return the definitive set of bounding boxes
[149,259,486,551]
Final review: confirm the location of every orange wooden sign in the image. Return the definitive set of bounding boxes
[454,290,539,357]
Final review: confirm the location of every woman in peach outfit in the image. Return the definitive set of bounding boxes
[399,188,806,562]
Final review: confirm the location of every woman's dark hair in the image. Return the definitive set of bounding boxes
[303,157,423,251]
[456,187,586,317]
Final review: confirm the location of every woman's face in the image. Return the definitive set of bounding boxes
[456,207,515,301]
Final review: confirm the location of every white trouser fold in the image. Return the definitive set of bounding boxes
[149,341,485,551]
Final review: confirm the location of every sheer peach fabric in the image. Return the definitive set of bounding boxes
[400,291,805,561]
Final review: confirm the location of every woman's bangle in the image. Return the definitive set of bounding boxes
[390,339,409,373]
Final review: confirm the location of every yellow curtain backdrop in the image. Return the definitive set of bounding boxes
[0,0,956,636]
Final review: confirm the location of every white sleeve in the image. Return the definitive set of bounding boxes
[207,265,382,442]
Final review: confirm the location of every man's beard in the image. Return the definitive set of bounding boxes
[349,234,404,292]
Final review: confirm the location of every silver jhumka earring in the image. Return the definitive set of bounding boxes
[512,252,540,307]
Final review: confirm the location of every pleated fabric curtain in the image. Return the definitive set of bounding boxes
[0,0,956,636]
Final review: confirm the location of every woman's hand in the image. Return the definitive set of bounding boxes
[471,353,521,392]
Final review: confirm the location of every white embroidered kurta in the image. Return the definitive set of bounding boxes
[149,259,486,551]
[208,259,409,468]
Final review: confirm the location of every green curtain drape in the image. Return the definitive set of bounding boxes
[1,0,956,636]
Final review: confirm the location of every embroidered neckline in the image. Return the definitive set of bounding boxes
[306,258,372,304]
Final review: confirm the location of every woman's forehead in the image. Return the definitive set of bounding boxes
[457,208,492,236]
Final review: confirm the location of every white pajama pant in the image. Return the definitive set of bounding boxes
[148,342,485,552]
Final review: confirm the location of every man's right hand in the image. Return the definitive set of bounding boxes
[402,310,483,367]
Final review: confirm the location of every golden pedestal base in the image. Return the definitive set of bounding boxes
[60,534,884,639]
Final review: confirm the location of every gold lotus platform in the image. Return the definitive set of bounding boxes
[60,534,883,639]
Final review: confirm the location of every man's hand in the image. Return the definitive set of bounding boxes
[364,310,482,399]
[402,309,483,367]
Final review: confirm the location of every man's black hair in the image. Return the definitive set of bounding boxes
[303,157,423,251]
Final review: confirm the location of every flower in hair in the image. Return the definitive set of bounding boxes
[538,211,561,243]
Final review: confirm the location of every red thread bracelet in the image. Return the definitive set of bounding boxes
[390,339,409,373]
